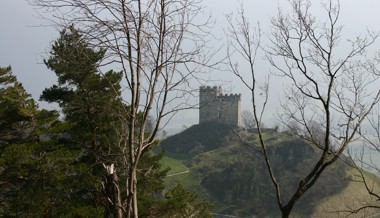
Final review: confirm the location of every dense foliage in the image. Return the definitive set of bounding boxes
[0,26,212,217]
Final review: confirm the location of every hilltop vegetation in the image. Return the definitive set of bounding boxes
[160,121,351,217]
[160,121,236,155]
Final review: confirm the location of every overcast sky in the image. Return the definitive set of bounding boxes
[1,0,380,132]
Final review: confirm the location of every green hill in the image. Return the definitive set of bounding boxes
[160,121,351,217]
[160,121,236,155]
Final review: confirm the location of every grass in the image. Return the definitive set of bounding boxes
[160,156,187,175]
[165,170,198,188]
[160,153,215,201]
[160,155,199,189]
[312,168,380,218]
[163,151,196,160]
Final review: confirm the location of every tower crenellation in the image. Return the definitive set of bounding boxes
[199,86,241,126]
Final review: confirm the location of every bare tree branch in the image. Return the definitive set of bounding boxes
[228,0,380,217]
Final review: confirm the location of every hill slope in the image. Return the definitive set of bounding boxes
[160,121,236,155]
[160,122,353,217]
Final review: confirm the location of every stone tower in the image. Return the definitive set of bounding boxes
[199,86,241,126]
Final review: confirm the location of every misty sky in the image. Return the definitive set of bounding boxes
[1,0,380,132]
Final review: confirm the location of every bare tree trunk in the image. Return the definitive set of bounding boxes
[126,166,138,218]
[104,164,123,218]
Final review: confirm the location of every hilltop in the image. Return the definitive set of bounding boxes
[160,121,236,155]
[159,121,378,217]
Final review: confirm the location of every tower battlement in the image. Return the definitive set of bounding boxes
[199,86,241,126]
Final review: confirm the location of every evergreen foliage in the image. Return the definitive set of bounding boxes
[0,66,71,216]
[0,26,212,217]
[41,26,125,216]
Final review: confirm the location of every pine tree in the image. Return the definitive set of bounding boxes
[0,66,72,217]
[42,26,177,217]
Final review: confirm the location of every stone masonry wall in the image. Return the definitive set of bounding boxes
[199,86,241,126]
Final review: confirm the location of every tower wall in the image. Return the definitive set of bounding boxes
[199,86,221,124]
[199,86,241,126]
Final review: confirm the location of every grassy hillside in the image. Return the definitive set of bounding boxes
[312,168,380,218]
[159,122,372,217]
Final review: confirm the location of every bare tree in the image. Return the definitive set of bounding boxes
[30,0,212,217]
[227,0,380,217]
[241,110,257,130]
[342,103,380,216]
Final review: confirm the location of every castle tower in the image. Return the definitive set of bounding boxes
[199,86,241,126]
[199,86,221,124]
